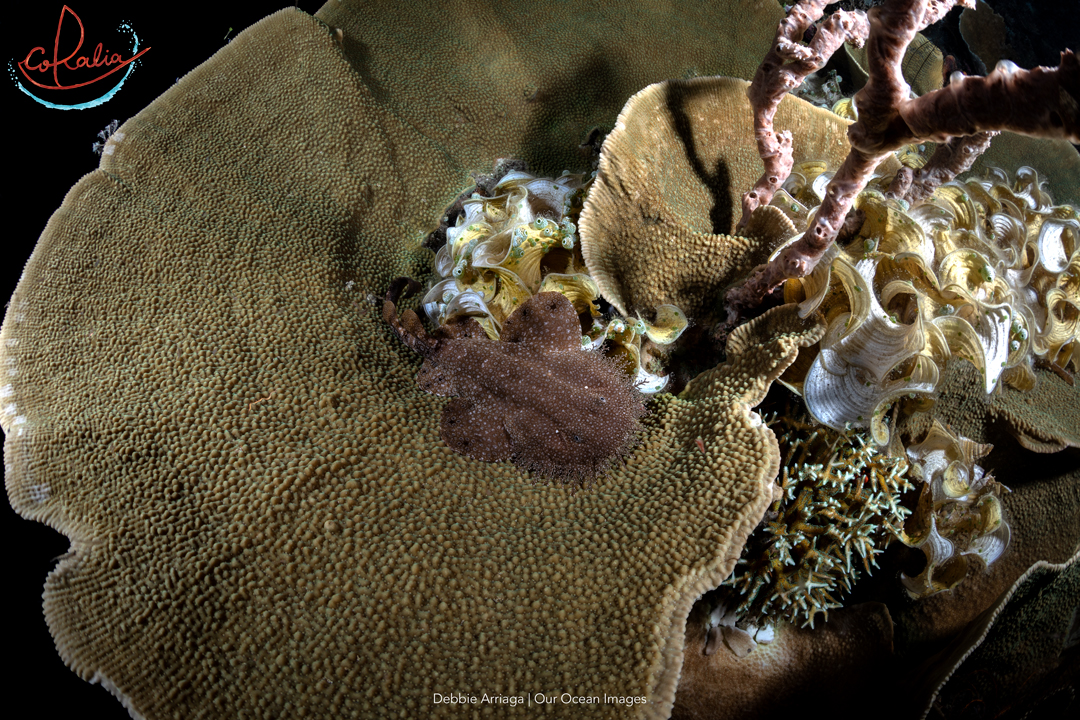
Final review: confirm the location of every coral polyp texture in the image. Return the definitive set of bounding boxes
[424,168,687,391]
[1,1,837,714]
[578,76,868,324]
[723,419,913,629]
[778,165,1079,445]
[385,287,645,481]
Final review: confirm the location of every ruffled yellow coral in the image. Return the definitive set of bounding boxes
[423,169,688,391]
[779,165,1079,443]
[899,421,1011,598]
[801,255,939,445]
[425,170,594,338]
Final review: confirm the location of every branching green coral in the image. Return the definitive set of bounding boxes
[724,419,913,628]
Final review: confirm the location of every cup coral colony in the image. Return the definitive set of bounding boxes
[3,0,1078,718]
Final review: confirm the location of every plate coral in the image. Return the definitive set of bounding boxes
[4,1,1079,718]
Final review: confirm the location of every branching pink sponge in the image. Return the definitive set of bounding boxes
[727,0,1079,317]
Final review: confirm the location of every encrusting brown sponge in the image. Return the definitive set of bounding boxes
[0,2,837,718]
[384,284,644,480]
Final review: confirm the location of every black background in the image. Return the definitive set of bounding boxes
[3,4,321,718]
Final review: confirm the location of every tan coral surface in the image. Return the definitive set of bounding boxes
[917,549,1080,719]
[900,362,1080,451]
[579,77,869,319]
[673,601,896,719]
[314,0,785,179]
[1,3,820,718]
